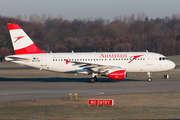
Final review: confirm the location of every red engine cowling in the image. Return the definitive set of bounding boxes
[108,69,126,80]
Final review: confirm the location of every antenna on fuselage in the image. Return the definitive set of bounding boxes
[72,50,74,53]
[146,50,148,52]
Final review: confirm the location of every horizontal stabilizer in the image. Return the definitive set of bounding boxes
[5,56,30,61]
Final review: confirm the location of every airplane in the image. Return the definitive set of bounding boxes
[5,23,176,83]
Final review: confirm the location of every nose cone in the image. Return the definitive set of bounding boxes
[169,61,176,70]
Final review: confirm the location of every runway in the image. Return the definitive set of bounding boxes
[0,80,180,102]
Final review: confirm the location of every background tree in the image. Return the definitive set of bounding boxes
[0,13,180,62]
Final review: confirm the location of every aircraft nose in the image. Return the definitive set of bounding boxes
[169,61,176,69]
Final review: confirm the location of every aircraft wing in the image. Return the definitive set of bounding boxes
[65,59,122,73]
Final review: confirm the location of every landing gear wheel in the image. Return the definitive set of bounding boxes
[147,72,152,82]
[90,78,95,83]
[147,78,152,82]
[94,76,97,82]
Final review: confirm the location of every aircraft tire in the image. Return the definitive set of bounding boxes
[94,76,97,82]
[147,78,152,82]
[90,78,95,83]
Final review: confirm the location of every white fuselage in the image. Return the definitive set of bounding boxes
[5,52,175,75]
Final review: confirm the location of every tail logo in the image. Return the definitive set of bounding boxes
[14,36,25,43]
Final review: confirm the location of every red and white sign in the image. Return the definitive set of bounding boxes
[88,99,114,106]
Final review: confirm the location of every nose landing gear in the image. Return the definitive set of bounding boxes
[147,72,152,82]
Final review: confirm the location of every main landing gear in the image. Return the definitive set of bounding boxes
[90,73,98,83]
[90,76,97,83]
[147,72,152,82]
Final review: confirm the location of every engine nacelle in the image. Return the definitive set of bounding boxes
[108,69,126,80]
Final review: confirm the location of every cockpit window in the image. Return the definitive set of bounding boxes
[159,57,168,61]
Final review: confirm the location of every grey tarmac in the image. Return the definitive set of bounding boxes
[0,79,180,102]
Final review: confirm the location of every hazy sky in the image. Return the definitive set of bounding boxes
[0,0,180,21]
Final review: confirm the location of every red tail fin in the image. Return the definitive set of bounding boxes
[8,23,45,55]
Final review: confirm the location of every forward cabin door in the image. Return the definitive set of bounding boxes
[41,56,47,66]
[147,54,153,65]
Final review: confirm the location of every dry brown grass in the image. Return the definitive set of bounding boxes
[0,91,179,119]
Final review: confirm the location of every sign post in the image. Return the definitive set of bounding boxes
[69,93,72,101]
[74,93,77,101]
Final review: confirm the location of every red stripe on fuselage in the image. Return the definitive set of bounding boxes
[128,55,143,63]
[14,43,45,55]
[8,23,21,30]
[64,59,70,64]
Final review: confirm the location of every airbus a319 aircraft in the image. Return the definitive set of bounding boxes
[5,23,175,83]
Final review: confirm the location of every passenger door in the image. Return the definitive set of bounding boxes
[147,54,153,65]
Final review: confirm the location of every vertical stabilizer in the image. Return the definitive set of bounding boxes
[8,23,45,55]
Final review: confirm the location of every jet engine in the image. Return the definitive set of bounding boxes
[108,69,126,80]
